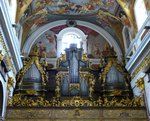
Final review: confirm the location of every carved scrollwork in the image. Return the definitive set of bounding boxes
[16,46,48,96]
[9,93,145,107]
[0,50,4,61]
[17,48,48,87]
[7,77,14,90]
[0,34,13,72]
[55,71,95,99]
[100,57,130,98]
[101,58,128,83]
[132,54,150,79]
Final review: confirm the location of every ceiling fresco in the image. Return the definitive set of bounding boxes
[17,0,134,24]
[16,0,136,55]
[20,0,118,17]
[19,0,119,42]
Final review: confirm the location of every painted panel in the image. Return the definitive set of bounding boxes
[87,34,110,58]
[30,30,57,58]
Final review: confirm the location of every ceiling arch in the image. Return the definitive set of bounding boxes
[22,20,122,59]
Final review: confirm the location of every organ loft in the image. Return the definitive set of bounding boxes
[0,0,150,121]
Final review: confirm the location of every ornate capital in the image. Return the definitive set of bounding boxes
[7,77,15,92]
[136,77,144,92]
[0,50,4,61]
[132,54,150,79]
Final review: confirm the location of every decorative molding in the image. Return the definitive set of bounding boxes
[9,93,145,107]
[6,108,147,120]
[131,54,150,79]
[0,33,13,72]
[0,0,23,72]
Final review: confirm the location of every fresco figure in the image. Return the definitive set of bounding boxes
[37,32,57,58]
[45,33,57,58]
[119,11,131,27]
[119,10,135,38]
[38,41,45,56]
[93,43,101,58]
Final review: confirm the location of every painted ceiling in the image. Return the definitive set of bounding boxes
[16,0,137,55]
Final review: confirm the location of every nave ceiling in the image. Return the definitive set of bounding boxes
[15,0,137,57]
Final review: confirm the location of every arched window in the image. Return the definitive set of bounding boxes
[122,26,131,51]
[134,0,148,30]
[61,32,82,53]
[57,27,87,57]
[8,0,17,24]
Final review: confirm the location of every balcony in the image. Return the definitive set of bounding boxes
[125,12,150,76]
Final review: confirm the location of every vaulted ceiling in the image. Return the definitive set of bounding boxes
[16,0,137,55]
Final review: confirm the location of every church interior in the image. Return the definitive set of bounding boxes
[0,0,150,121]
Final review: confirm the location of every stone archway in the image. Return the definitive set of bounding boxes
[0,81,3,116]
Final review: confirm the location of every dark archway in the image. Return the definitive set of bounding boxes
[0,81,3,116]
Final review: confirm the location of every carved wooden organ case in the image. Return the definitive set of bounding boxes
[56,44,95,99]
[16,46,48,96]
[14,45,134,107]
